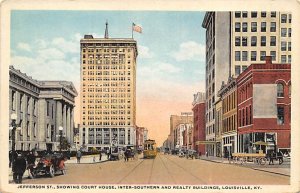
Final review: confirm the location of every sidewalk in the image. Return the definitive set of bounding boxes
[8,155,109,183]
[65,155,109,164]
[199,156,290,177]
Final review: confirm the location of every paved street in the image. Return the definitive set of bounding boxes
[17,153,289,185]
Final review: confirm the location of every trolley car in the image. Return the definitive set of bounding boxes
[143,139,157,159]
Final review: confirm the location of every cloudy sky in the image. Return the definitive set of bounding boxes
[11,10,206,146]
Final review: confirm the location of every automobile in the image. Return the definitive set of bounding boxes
[28,153,67,178]
[178,150,185,158]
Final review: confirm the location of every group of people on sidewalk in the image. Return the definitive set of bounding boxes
[9,151,37,184]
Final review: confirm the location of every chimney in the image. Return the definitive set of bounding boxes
[265,56,272,65]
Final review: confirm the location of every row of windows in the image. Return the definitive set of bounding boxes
[234,12,292,22]
[235,50,277,62]
[235,36,291,49]
[82,77,131,81]
[83,82,131,87]
[238,105,253,127]
[82,59,131,65]
[83,70,131,76]
[222,114,237,133]
[82,94,130,98]
[222,92,236,113]
[235,22,277,33]
[234,11,277,18]
[83,65,131,70]
[84,121,131,126]
[82,48,132,53]
[82,109,131,114]
[11,91,38,116]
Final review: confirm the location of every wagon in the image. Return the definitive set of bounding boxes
[231,152,267,165]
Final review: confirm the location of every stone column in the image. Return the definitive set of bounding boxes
[63,103,67,134]
[70,107,74,144]
[56,100,62,140]
[67,106,71,143]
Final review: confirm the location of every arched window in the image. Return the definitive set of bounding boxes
[277,83,284,97]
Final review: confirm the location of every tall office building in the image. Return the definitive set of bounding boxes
[80,23,138,151]
[202,11,292,156]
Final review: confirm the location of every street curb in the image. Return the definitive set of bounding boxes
[201,158,290,177]
[65,160,110,165]
[252,168,290,177]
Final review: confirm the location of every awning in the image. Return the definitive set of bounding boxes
[253,141,270,146]
[223,144,232,147]
[196,141,216,145]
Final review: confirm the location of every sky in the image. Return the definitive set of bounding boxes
[11,10,206,146]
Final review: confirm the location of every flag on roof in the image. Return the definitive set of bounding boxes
[132,23,142,33]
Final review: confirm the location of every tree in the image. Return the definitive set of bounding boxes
[57,137,71,151]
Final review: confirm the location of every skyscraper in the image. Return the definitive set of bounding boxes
[80,23,138,151]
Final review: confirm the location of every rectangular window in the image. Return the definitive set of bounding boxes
[288,14,292,23]
[270,51,276,61]
[242,22,248,32]
[235,22,241,32]
[242,51,248,61]
[281,28,287,37]
[242,65,248,72]
[270,22,276,32]
[251,51,257,61]
[288,55,291,63]
[235,51,241,61]
[288,28,291,37]
[288,42,291,51]
[235,37,241,46]
[251,22,257,32]
[281,55,287,63]
[281,14,287,23]
[271,11,276,17]
[270,36,276,46]
[235,65,241,76]
[277,106,284,125]
[242,37,247,46]
[235,11,241,18]
[260,51,266,61]
[251,11,257,18]
[251,36,257,46]
[261,22,266,32]
[261,36,266,46]
[261,12,266,17]
[242,11,248,18]
[281,41,287,51]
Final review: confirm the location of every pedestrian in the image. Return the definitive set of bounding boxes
[99,149,102,161]
[12,153,27,184]
[269,150,275,165]
[205,151,208,158]
[76,150,82,164]
[107,148,110,160]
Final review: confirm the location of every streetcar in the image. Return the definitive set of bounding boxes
[143,139,157,159]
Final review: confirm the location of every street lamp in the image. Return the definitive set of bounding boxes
[10,113,19,170]
[59,126,63,152]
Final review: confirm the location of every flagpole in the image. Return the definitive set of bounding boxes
[132,23,134,39]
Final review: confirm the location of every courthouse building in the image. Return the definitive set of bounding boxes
[237,57,291,154]
[9,66,78,151]
[79,23,138,151]
[202,11,291,156]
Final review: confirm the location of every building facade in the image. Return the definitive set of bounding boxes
[136,126,146,150]
[80,24,138,151]
[202,11,291,156]
[237,57,291,154]
[192,92,206,155]
[218,77,238,157]
[9,66,78,151]
[169,115,193,150]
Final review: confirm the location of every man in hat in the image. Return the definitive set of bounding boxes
[12,153,27,184]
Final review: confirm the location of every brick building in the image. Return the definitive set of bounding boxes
[192,92,206,155]
[237,56,291,154]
